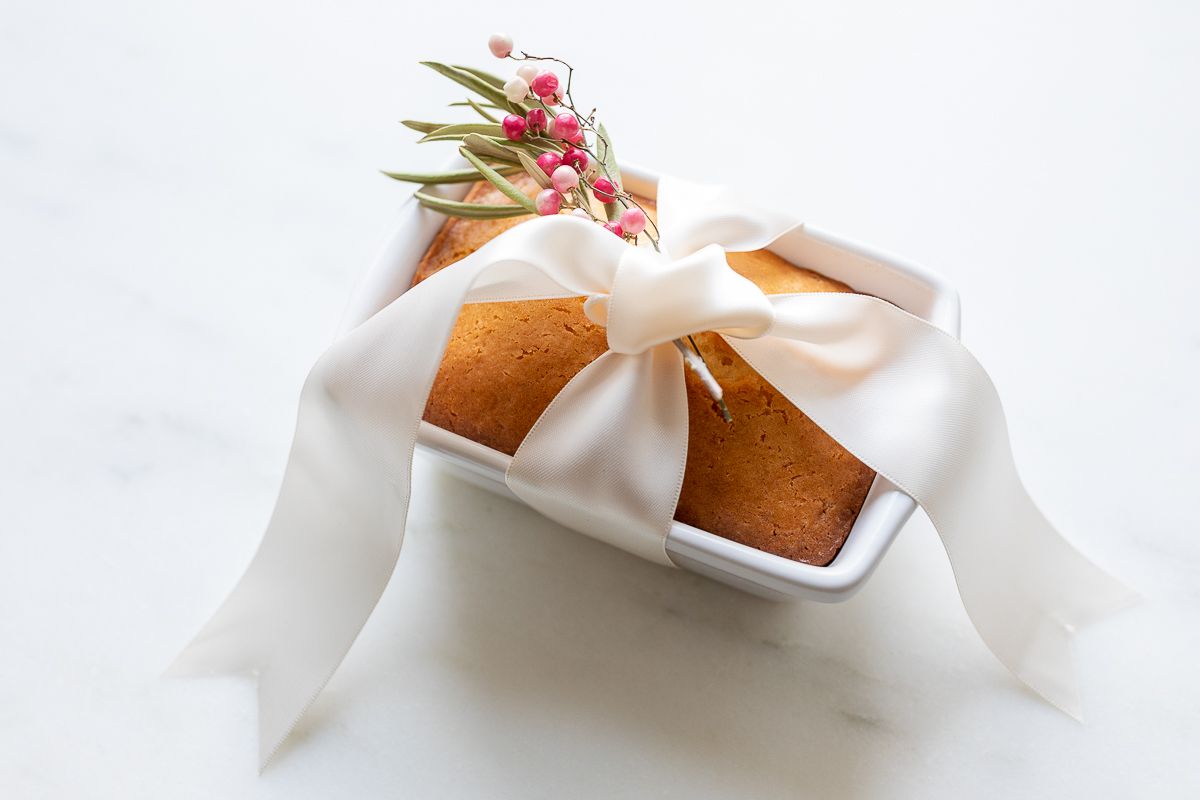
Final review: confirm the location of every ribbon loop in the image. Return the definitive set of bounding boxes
[505,346,689,566]
[585,244,776,354]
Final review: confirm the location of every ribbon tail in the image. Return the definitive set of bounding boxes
[168,314,436,768]
[506,346,688,567]
[169,215,633,767]
[941,471,1138,719]
[728,293,1137,717]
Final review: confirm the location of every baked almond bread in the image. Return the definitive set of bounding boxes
[414,179,876,566]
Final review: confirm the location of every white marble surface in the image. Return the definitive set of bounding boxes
[2,1,1198,796]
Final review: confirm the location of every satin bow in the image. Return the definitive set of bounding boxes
[171,177,1135,767]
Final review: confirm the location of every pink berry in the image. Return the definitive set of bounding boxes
[620,207,647,236]
[543,89,564,107]
[525,108,547,133]
[553,113,581,142]
[603,221,624,237]
[561,147,588,172]
[592,177,617,203]
[488,33,513,59]
[535,152,562,176]
[535,188,562,216]
[551,165,579,193]
[530,71,559,98]
[501,114,527,141]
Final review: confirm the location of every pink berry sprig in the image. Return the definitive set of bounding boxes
[485,35,661,249]
[389,37,725,418]
[394,42,662,245]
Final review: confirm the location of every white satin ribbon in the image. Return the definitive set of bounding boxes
[171,177,1135,767]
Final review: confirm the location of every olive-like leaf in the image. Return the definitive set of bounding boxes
[414,191,533,219]
[450,100,506,111]
[401,120,444,134]
[419,123,506,142]
[452,64,506,89]
[381,166,522,184]
[460,148,539,214]
[594,121,622,191]
[515,150,552,189]
[461,133,521,162]
[460,132,555,163]
[463,99,498,123]
[421,61,526,116]
[425,133,549,157]
[497,135,556,154]
[517,135,560,153]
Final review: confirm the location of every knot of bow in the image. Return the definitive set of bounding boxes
[582,243,773,354]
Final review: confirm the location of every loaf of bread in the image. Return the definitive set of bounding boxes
[414,179,875,566]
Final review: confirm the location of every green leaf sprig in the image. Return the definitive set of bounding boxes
[385,41,723,420]
[385,56,657,248]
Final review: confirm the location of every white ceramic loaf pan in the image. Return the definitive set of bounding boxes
[338,163,961,602]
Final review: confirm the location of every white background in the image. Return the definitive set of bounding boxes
[2,1,1198,797]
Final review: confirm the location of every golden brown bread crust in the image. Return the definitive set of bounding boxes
[414,179,876,566]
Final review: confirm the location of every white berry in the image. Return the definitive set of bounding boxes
[503,76,530,102]
[488,33,513,59]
